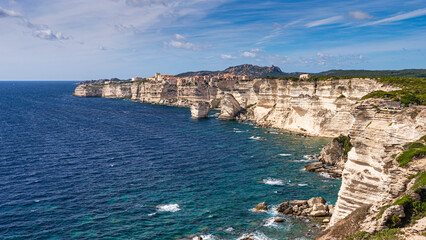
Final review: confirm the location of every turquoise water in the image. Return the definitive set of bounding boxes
[0,82,341,239]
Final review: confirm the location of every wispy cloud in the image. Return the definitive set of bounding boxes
[0,6,70,41]
[114,24,142,34]
[305,16,343,28]
[242,51,256,58]
[0,6,22,17]
[362,8,426,26]
[164,34,203,51]
[221,54,237,59]
[348,11,373,21]
[299,52,367,66]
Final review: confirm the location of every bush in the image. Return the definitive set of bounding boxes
[360,77,426,106]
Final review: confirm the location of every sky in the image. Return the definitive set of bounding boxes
[0,0,425,80]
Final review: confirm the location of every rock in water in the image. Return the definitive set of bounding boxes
[190,101,210,118]
[254,202,268,211]
[218,94,241,120]
[307,197,326,208]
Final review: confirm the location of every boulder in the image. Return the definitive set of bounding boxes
[218,94,242,120]
[190,101,210,118]
[277,202,289,212]
[307,197,326,207]
[289,200,308,206]
[304,162,323,172]
[378,205,405,226]
[318,135,352,170]
[310,203,329,217]
[254,202,268,211]
[302,208,313,216]
[327,205,334,215]
[277,202,293,215]
[274,218,285,223]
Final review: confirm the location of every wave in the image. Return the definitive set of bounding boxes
[298,183,308,186]
[238,231,274,240]
[318,172,332,179]
[278,153,292,156]
[195,234,217,240]
[156,204,181,212]
[262,178,284,186]
[250,136,266,141]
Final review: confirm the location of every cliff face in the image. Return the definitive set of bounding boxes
[329,100,425,226]
[74,78,425,235]
[237,78,398,137]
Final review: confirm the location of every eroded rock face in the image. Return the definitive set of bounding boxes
[190,101,210,118]
[329,100,426,226]
[218,94,242,120]
[277,197,332,218]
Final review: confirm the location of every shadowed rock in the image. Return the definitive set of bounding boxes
[218,94,241,120]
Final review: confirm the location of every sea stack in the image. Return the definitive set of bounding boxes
[190,101,210,118]
[218,94,241,120]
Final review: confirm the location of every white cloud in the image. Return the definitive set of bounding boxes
[221,54,236,59]
[362,8,426,26]
[305,16,343,28]
[0,6,70,41]
[114,24,142,34]
[164,34,202,51]
[125,0,167,7]
[0,6,22,17]
[33,29,70,41]
[242,51,256,58]
[348,11,373,21]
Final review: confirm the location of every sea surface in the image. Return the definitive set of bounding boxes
[0,82,341,240]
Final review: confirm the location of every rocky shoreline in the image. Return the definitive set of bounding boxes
[74,78,425,239]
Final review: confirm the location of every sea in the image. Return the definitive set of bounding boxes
[0,82,341,240]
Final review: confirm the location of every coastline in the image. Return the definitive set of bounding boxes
[73,78,425,239]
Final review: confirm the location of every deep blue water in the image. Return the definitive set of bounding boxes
[0,82,341,240]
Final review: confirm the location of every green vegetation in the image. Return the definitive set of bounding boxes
[360,77,426,106]
[347,229,403,240]
[396,143,426,166]
[395,136,426,166]
[393,194,413,206]
[246,103,257,108]
[412,171,426,192]
[377,205,391,219]
[316,69,426,78]
[109,80,132,84]
[334,135,353,157]
[366,121,372,128]
[338,94,346,99]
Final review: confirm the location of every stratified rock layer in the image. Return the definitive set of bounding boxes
[74,78,425,233]
[190,101,210,118]
[218,94,242,120]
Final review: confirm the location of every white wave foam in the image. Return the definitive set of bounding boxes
[318,172,332,179]
[156,204,181,212]
[238,231,274,240]
[262,178,284,186]
[263,217,279,227]
[196,234,217,240]
[266,204,280,216]
[292,159,313,163]
[250,136,266,141]
[148,212,156,216]
[224,227,234,233]
[278,153,292,156]
[298,184,308,187]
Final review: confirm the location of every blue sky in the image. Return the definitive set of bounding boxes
[0,0,425,80]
